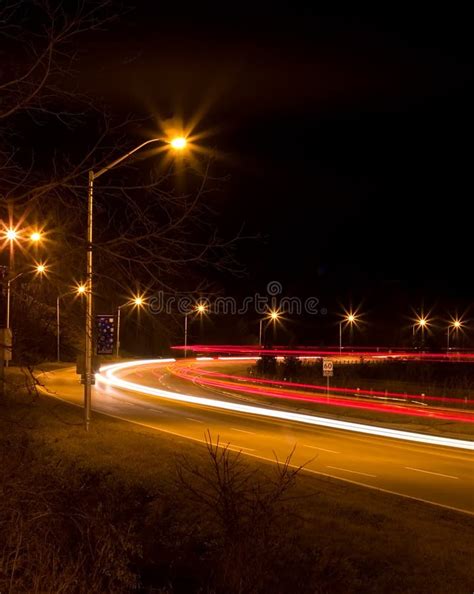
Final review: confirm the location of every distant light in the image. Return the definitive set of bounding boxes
[196,303,207,314]
[6,229,17,241]
[269,310,280,321]
[418,318,427,327]
[452,319,462,329]
[133,296,144,307]
[36,263,46,274]
[170,137,187,150]
[30,231,42,242]
[77,284,87,294]
[347,314,355,323]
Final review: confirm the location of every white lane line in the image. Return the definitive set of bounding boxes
[304,445,340,454]
[185,417,204,423]
[327,465,377,478]
[40,388,474,516]
[405,467,459,480]
[231,428,256,435]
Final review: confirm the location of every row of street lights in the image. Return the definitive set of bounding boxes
[1,227,47,367]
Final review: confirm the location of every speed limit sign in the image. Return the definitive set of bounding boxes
[322,359,333,377]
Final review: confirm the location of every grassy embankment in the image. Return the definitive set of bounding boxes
[0,374,473,593]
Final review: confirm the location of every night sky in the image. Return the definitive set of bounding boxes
[74,6,473,343]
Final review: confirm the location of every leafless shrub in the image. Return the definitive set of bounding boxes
[170,431,328,594]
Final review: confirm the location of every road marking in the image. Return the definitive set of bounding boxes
[303,445,340,454]
[185,417,204,423]
[231,428,256,435]
[405,467,459,480]
[326,465,376,478]
[40,387,474,517]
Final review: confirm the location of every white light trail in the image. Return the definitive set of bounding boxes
[97,359,474,451]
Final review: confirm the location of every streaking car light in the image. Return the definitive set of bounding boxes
[96,359,474,451]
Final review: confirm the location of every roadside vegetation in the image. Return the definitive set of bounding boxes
[1,382,473,593]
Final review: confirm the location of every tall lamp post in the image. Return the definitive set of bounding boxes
[5,262,47,366]
[116,294,145,357]
[339,311,358,354]
[259,309,280,346]
[184,302,207,357]
[413,315,429,348]
[3,228,44,329]
[447,318,462,352]
[84,137,187,430]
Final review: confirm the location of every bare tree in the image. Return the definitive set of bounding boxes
[175,431,315,593]
[0,1,245,364]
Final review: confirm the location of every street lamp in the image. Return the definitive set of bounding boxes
[170,137,187,150]
[83,136,187,429]
[6,263,48,330]
[5,229,18,241]
[447,318,463,352]
[30,231,42,243]
[339,310,359,354]
[259,309,281,346]
[116,294,146,357]
[57,284,87,362]
[184,302,208,357]
[5,263,47,366]
[412,314,431,349]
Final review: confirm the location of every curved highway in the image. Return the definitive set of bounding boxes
[42,358,474,514]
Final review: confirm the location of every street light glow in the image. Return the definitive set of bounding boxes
[6,228,18,241]
[417,317,427,327]
[76,284,87,295]
[195,303,208,314]
[170,137,187,150]
[36,263,46,274]
[452,319,462,329]
[342,310,360,326]
[30,231,42,242]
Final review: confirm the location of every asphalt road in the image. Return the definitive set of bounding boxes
[42,359,474,514]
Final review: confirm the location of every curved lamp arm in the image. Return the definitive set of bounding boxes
[93,138,165,180]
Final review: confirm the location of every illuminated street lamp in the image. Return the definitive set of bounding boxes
[170,137,187,150]
[184,302,208,357]
[447,318,463,352]
[259,309,281,346]
[339,310,359,354]
[83,136,187,429]
[5,263,48,366]
[5,228,18,241]
[57,284,87,362]
[116,294,146,357]
[7,263,48,330]
[30,231,42,242]
[412,314,431,349]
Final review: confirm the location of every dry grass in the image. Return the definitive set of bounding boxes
[1,390,473,593]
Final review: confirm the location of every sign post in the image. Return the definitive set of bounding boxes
[322,358,334,399]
